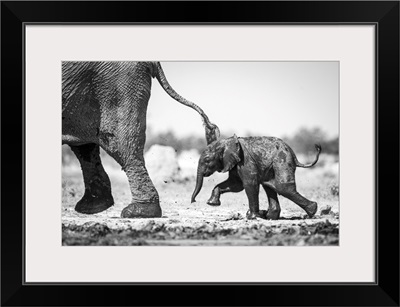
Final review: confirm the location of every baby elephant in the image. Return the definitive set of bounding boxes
[191,135,321,219]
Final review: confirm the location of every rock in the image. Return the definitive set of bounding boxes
[320,205,332,215]
[330,184,339,196]
[144,145,180,184]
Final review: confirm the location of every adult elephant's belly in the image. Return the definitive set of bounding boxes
[62,93,101,145]
[62,134,87,145]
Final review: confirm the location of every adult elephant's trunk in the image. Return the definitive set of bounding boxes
[154,62,220,145]
[191,164,205,203]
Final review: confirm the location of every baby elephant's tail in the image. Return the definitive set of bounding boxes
[292,144,322,168]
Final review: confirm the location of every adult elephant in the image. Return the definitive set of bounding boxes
[62,61,220,218]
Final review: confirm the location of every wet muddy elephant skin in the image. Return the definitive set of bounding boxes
[62,62,219,218]
[191,135,321,220]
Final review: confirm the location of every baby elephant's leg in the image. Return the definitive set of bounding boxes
[261,184,281,220]
[244,183,262,219]
[207,172,243,206]
[275,182,317,218]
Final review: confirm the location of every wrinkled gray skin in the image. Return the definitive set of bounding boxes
[191,135,321,220]
[62,61,219,218]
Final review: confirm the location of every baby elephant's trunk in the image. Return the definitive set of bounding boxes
[191,164,204,203]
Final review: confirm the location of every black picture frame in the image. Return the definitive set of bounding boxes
[1,1,399,306]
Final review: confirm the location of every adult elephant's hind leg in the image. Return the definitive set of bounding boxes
[115,155,161,218]
[102,131,161,218]
[101,64,161,218]
[69,143,114,214]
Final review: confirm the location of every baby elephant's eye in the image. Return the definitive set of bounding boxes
[208,160,215,168]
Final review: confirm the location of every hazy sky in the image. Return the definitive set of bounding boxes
[147,62,339,139]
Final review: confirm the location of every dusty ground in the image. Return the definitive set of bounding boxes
[62,154,339,246]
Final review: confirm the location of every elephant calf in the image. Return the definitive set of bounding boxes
[191,135,321,219]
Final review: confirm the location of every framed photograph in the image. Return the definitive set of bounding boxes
[1,1,399,306]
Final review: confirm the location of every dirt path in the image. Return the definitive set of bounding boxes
[62,194,339,246]
[62,167,339,246]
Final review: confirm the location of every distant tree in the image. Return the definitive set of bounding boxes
[144,130,208,153]
[143,127,338,155]
[320,136,339,155]
[282,127,338,155]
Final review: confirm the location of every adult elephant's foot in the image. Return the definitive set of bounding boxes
[121,202,162,218]
[75,193,114,214]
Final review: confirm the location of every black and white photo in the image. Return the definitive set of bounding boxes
[62,61,339,246]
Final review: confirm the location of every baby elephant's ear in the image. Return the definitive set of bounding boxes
[221,139,242,173]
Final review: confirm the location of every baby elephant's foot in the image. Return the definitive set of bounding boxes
[304,202,318,218]
[207,193,221,206]
[207,198,221,206]
[265,209,280,220]
[246,210,267,220]
[247,210,280,220]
